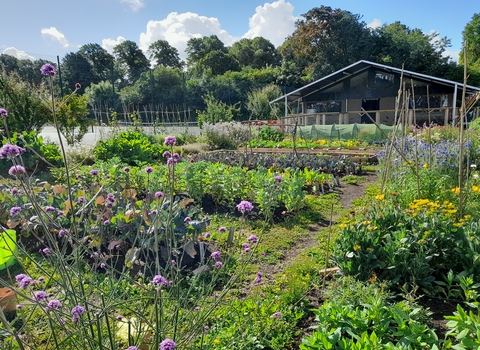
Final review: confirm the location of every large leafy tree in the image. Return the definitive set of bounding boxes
[374,22,450,76]
[461,13,480,70]
[186,35,239,76]
[61,52,96,92]
[147,40,183,69]
[78,43,115,83]
[230,37,281,69]
[55,94,92,145]
[0,69,50,133]
[281,6,374,79]
[113,40,150,86]
[246,84,283,120]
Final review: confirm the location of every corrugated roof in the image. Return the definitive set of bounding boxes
[270,60,480,104]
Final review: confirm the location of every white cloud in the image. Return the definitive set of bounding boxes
[120,0,145,12]
[102,36,126,53]
[368,18,382,29]
[2,47,35,60]
[243,0,296,47]
[139,12,236,59]
[41,27,69,48]
[443,49,460,63]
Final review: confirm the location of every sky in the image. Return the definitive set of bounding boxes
[0,0,476,64]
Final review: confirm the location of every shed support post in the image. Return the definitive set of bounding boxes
[375,111,381,124]
[316,114,320,125]
[444,108,450,126]
[322,114,326,125]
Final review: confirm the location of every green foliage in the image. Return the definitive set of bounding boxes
[246,84,283,121]
[257,126,285,142]
[201,121,251,149]
[55,93,93,145]
[300,277,438,349]
[460,13,480,70]
[196,92,240,128]
[0,69,50,133]
[93,130,167,165]
[444,303,480,349]
[1,131,63,174]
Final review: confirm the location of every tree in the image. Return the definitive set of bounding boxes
[78,43,115,83]
[0,69,50,133]
[147,40,183,69]
[113,40,150,86]
[55,94,92,145]
[196,92,240,127]
[61,52,96,92]
[230,37,281,69]
[280,6,374,79]
[246,84,283,120]
[186,35,239,76]
[461,13,480,70]
[374,22,450,76]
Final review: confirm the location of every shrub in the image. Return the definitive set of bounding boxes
[201,121,252,149]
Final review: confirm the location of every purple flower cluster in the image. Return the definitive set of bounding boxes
[10,206,21,217]
[34,291,49,301]
[236,200,254,213]
[274,176,283,183]
[272,311,282,319]
[254,272,263,283]
[0,144,26,159]
[160,338,177,350]
[40,64,56,76]
[215,261,223,268]
[47,299,62,311]
[155,191,164,198]
[247,235,258,243]
[71,305,85,322]
[90,169,99,176]
[211,251,221,261]
[105,193,116,207]
[8,165,26,176]
[152,274,169,287]
[145,166,153,174]
[0,108,7,117]
[164,136,177,147]
[126,345,138,350]
[16,274,33,289]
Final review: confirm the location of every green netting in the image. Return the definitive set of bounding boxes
[298,123,401,142]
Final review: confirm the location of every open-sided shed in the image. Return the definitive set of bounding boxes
[271,60,480,127]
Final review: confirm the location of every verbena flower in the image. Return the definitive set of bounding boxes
[126,346,138,350]
[40,64,56,76]
[18,276,32,289]
[172,153,180,160]
[274,176,283,183]
[167,157,175,165]
[247,235,258,243]
[100,263,106,268]
[47,300,62,309]
[211,251,221,261]
[0,108,7,117]
[90,169,99,176]
[219,227,227,233]
[34,291,49,301]
[15,274,28,283]
[8,165,26,176]
[236,200,254,213]
[272,312,282,319]
[254,272,263,283]
[152,275,168,287]
[155,191,164,198]
[160,338,177,350]
[71,305,85,322]
[242,243,250,249]
[162,151,171,158]
[45,206,56,212]
[124,167,130,173]
[184,217,191,223]
[77,196,85,204]
[58,229,67,238]
[0,144,26,159]
[145,166,153,174]
[42,248,52,255]
[215,261,223,268]
[10,206,21,217]
[204,232,211,238]
[103,219,110,225]
[164,136,176,147]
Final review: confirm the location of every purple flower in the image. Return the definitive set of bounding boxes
[245,247,251,253]
[90,169,99,176]
[10,206,21,217]
[0,108,7,117]
[15,274,28,283]
[155,191,164,198]
[184,217,191,223]
[10,187,18,195]
[160,338,177,350]
[100,263,106,268]
[71,305,85,322]
[103,219,110,226]
[41,64,57,76]
[254,272,263,283]
[107,193,115,201]
[247,235,258,243]
[274,176,283,183]
[215,261,223,268]
[242,243,250,249]
[152,275,168,287]
[116,315,123,320]
[162,151,171,158]
[58,229,67,238]
[211,251,221,261]
[18,276,32,289]
[167,157,175,166]
[45,206,56,212]
[164,136,177,147]
[236,200,254,213]
[0,144,26,159]
[172,153,180,160]
[145,166,153,174]
[8,165,26,176]
[78,196,85,204]
[47,300,62,309]
[204,232,211,238]
[75,83,81,89]
[272,311,282,319]
[124,167,130,173]
[219,227,227,233]
[126,346,138,350]
[42,248,52,255]
[194,306,200,311]
[16,304,23,309]
[34,291,49,301]
[204,325,210,331]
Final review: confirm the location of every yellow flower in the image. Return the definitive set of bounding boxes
[473,185,480,193]
[423,163,428,168]
[338,223,348,229]
[464,215,472,220]
[361,220,371,225]
[353,245,361,251]
[451,187,460,194]
[375,194,385,201]
[214,339,221,344]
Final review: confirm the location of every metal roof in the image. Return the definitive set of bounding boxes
[271,60,480,104]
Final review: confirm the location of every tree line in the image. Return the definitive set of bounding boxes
[1,6,479,134]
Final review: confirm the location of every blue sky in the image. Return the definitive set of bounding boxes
[0,0,475,63]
